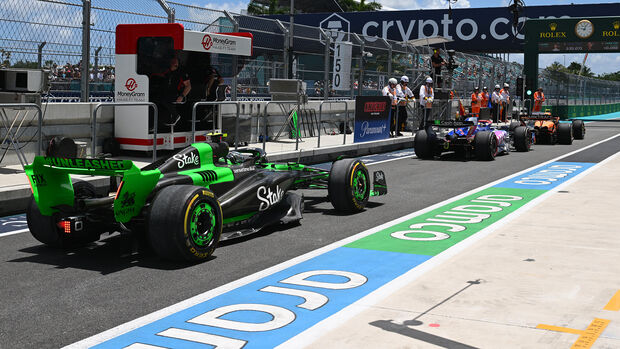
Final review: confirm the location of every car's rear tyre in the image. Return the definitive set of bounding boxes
[148,185,222,262]
[27,197,64,247]
[509,120,521,132]
[474,131,497,161]
[414,129,435,159]
[572,120,585,140]
[513,126,531,152]
[27,180,99,247]
[328,159,370,213]
[558,122,573,145]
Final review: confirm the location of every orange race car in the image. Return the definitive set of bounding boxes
[510,112,585,145]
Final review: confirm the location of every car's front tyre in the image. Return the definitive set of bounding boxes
[328,159,370,213]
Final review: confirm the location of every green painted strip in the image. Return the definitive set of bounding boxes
[346,187,545,256]
[223,212,256,224]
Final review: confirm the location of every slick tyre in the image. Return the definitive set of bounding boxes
[474,130,497,161]
[509,120,521,132]
[27,197,64,247]
[148,185,222,262]
[328,159,370,213]
[26,180,99,247]
[513,126,531,152]
[572,120,585,140]
[558,122,573,145]
[414,129,435,159]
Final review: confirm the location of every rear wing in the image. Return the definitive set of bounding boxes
[25,156,160,222]
[431,120,475,128]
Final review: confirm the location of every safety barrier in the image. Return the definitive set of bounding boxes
[262,101,303,151]
[191,101,240,149]
[318,101,349,148]
[92,102,158,162]
[0,103,43,167]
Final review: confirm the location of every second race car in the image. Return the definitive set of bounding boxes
[414,117,532,161]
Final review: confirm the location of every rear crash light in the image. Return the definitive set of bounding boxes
[56,218,84,234]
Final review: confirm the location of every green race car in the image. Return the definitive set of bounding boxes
[25,136,387,262]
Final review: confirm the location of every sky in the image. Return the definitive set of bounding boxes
[188,0,620,75]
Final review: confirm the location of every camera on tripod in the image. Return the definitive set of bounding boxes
[446,49,458,71]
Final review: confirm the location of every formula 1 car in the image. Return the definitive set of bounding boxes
[414,117,531,161]
[24,136,387,262]
[510,112,585,145]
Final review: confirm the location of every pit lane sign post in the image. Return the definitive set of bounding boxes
[332,42,352,91]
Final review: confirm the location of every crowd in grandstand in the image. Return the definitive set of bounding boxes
[48,62,115,82]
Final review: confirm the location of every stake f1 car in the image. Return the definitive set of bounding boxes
[414,117,532,161]
[25,137,387,262]
[510,112,585,145]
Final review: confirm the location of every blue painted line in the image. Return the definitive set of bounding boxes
[0,214,27,235]
[493,161,594,191]
[95,248,431,348]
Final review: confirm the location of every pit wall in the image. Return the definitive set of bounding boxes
[547,102,620,119]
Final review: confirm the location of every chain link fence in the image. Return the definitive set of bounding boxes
[1,0,618,108]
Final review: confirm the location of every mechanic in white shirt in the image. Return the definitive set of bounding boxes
[419,77,434,128]
[491,84,502,123]
[395,75,415,136]
[382,78,399,136]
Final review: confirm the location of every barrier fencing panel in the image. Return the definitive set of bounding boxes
[190,101,240,149]
[0,103,43,167]
[92,102,159,161]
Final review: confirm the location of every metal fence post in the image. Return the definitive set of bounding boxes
[381,38,392,77]
[37,42,46,69]
[81,0,91,103]
[352,34,364,96]
[157,0,175,23]
[275,20,289,79]
[224,11,239,101]
[319,29,331,101]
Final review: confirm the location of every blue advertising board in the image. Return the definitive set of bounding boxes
[354,96,392,143]
[268,3,620,53]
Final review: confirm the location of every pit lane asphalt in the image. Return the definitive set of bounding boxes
[1,123,619,348]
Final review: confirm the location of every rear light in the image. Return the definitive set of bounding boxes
[56,217,84,234]
[57,220,71,234]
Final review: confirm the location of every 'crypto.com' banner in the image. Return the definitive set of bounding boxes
[268,3,619,52]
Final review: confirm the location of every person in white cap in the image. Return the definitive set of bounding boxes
[500,83,510,122]
[491,84,501,123]
[382,78,399,136]
[395,75,414,136]
[419,77,434,128]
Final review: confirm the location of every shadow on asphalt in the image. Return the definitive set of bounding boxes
[302,195,385,216]
[9,234,212,274]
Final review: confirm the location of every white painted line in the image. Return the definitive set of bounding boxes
[280,148,620,348]
[0,228,29,237]
[65,133,620,348]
